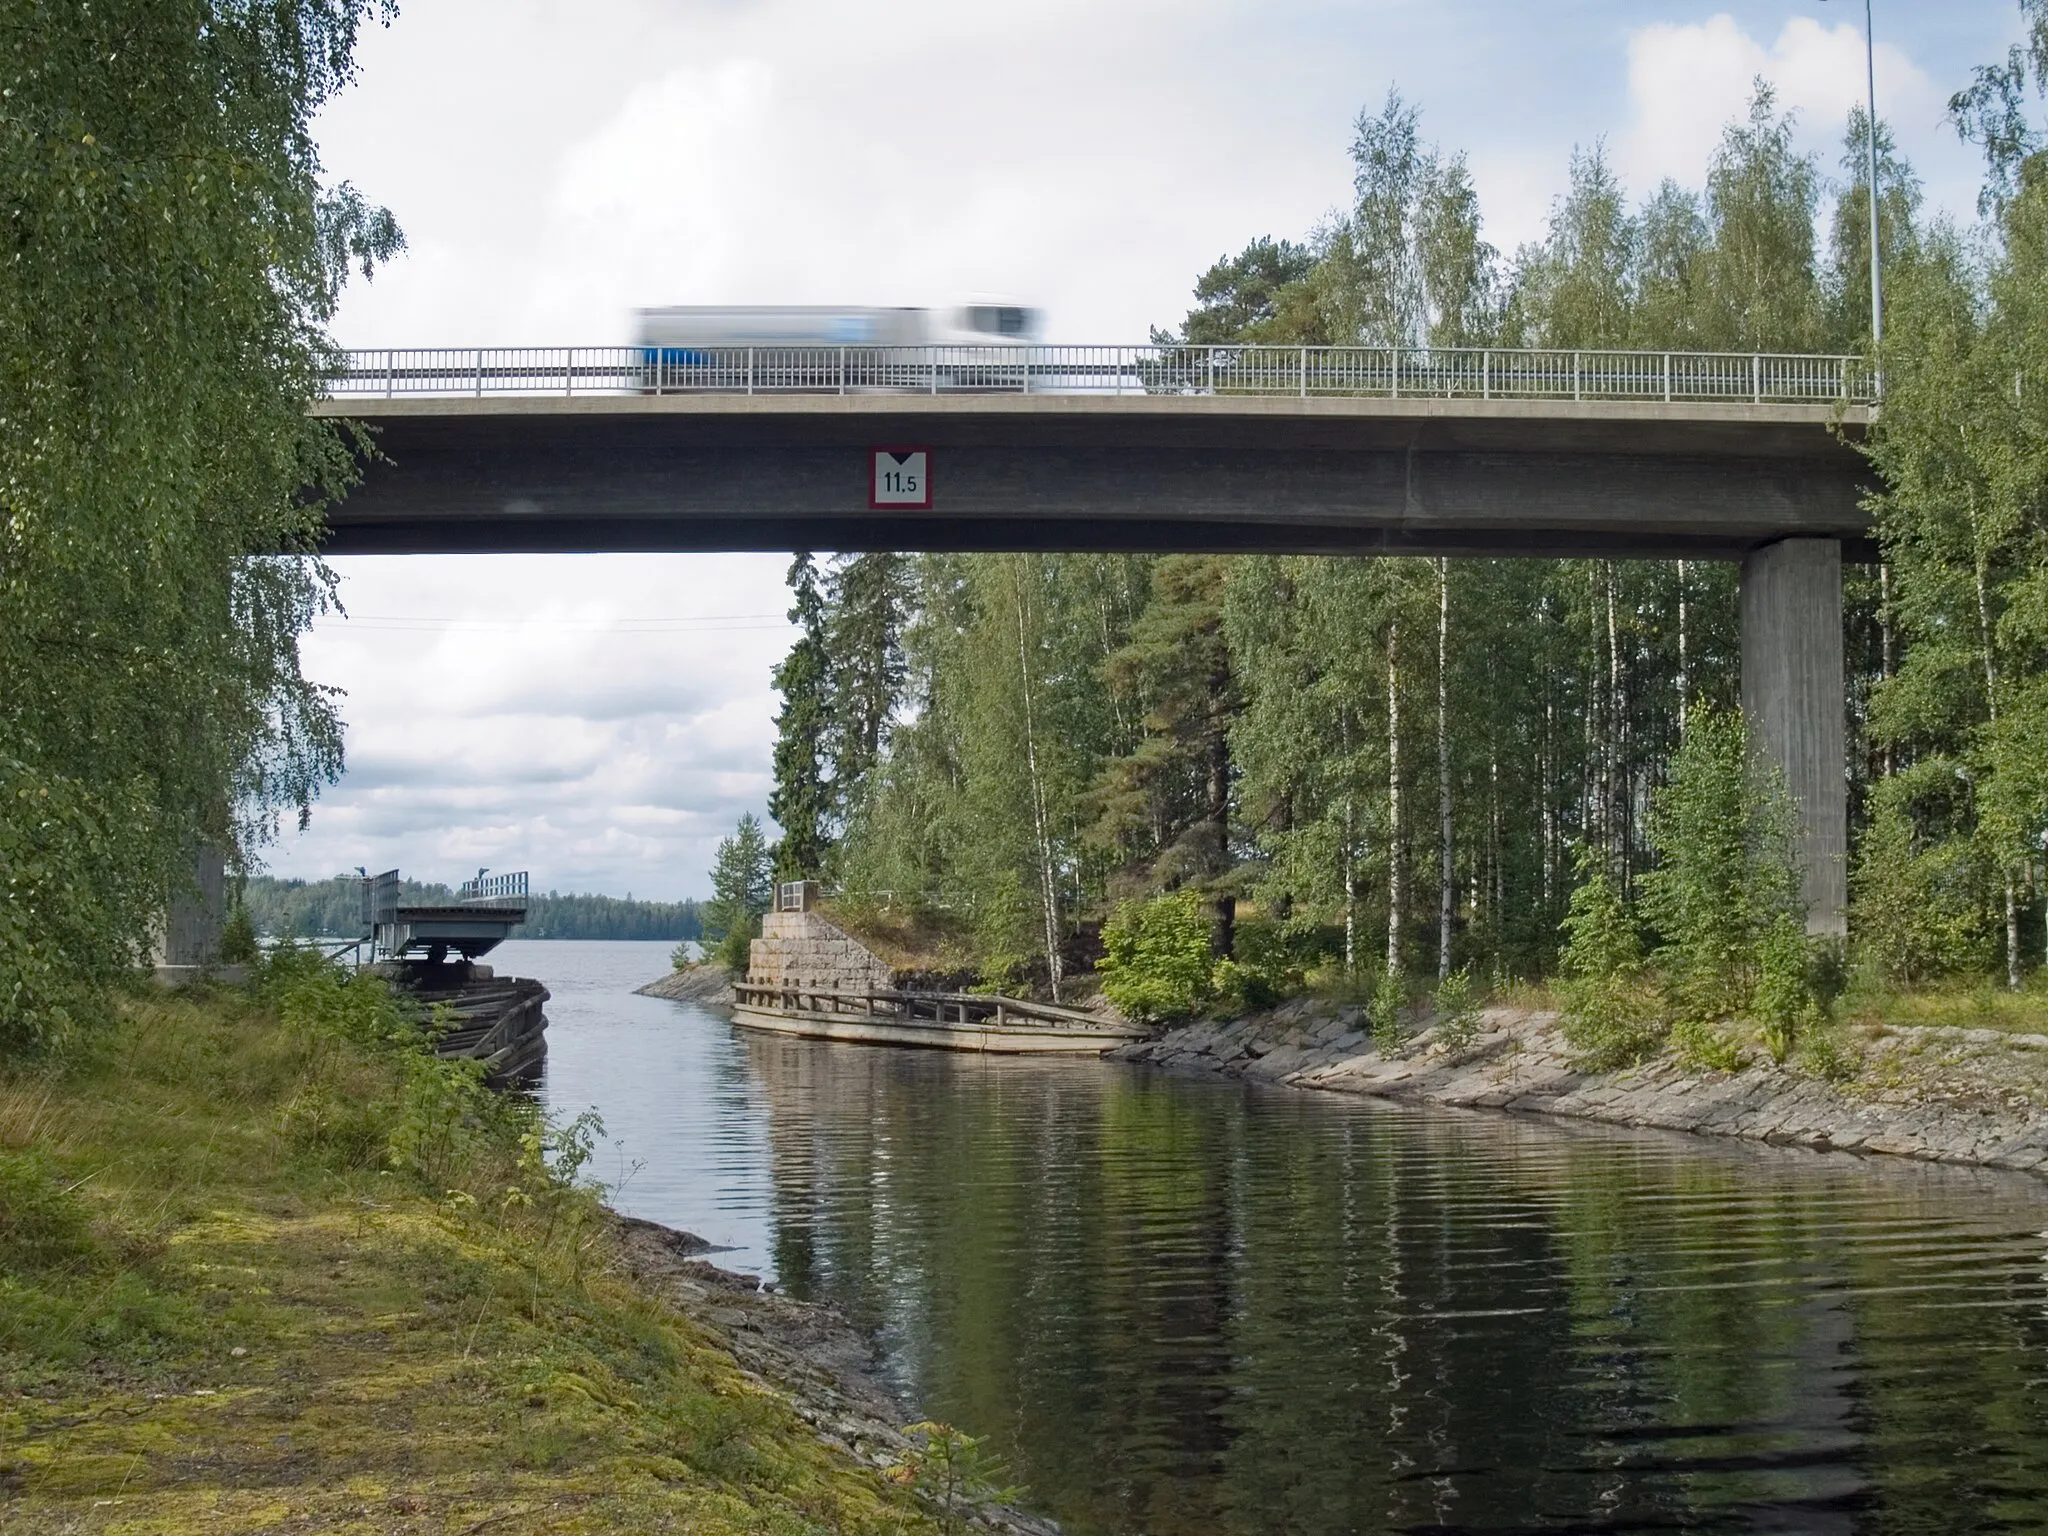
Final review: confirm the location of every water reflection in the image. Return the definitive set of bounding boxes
[736,1032,2048,1535]
[530,944,2048,1534]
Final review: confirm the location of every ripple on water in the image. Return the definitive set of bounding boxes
[519,940,2048,1535]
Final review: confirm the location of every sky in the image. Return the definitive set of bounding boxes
[280,0,2032,902]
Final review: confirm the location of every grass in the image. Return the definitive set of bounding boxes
[1843,974,2048,1037]
[0,953,946,1535]
[816,898,978,977]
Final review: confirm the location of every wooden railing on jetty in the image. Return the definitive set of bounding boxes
[732,982,1120,1036]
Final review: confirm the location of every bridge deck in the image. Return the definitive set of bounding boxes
[313,391,1876,561]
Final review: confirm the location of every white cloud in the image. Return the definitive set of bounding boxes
[1616,14,1941,199]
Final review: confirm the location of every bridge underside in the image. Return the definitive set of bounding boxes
[315,395,1874,561]
[312,392,1867,934]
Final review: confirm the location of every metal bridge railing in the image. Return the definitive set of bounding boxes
[324,345,1878,405]
[457,870,528,907]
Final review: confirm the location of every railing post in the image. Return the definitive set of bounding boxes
[1021,344,1029,395]
[930,345,938,395]
[1482,349,1491,400]
[1753,353,1762,403]
[1572,350,1581,402]
[385,349,394,399]
[838,345,846,396]
[1390,346,1400,399]
[1663,352,1672,403]
[747,345,755,396]
[474,351,483,398]
[564,347,574,397]
[1300,344,1308,399]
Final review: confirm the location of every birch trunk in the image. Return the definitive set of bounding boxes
[1387,615,1404,978]
[1012,563,1063,1001]
[1437,558,1453,979]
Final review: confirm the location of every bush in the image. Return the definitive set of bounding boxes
[1639,705,1803,1024]
[1752,914,1821,1062]
[1098,891,1219,1024]
[1368,970,1408,1051]
[1557,847,1660,1069]
[1432,966,1482,1052]
[1850,792,1999,984]
[219,901,260,965]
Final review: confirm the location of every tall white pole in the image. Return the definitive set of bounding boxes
[1864,0,1883,351]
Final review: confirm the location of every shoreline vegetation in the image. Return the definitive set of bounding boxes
[1117,991,2048,1179]
[0,958,1051,1535]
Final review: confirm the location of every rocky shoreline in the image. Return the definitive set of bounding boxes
[1114,1000,2048,1177]
[607,1213,1059,1535]
[635,961,736,1009]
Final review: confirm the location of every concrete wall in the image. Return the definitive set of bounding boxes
[155,843,226,967]
[1740,538,1848,937]
[319,395,1872,560]
[747,910,895,996]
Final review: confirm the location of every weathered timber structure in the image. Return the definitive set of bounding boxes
[364,869,550,1086]
[733,882,1145,1055]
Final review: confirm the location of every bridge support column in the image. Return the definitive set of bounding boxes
[155,843,226,971]
[1739,538,1847,937]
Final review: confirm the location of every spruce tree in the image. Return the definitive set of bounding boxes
[769,554,833,883]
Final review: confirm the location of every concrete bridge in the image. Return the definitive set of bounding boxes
[310,342,1878,934]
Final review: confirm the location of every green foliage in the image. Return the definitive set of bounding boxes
[1670,1017,1747,1074]
[1432,966,1482,1052]
[1368,970,1408,1052]
[1752,915,1821,1063]
[770,554,834,882]
[218,902,260,966]
[1639,705,1802,1024]
[1099,891,1220,1024]
[887,1421,1022,1535]
[0,0,403,1056]
[1558,849,1659,1069]
[1850,791,1998,983]
[703,815,774,975]
[0,755,146,1053]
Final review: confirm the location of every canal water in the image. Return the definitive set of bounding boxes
[514,939,2048,1535]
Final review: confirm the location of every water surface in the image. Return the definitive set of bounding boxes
[519,940,2048,1535]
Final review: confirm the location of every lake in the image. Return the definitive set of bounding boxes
[511,939,2048,1535]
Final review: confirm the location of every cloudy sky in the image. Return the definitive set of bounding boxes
[281,0,2028,902]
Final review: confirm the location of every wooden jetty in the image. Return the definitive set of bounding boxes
[730,884,1145,1055]
[364,869,549,1087]
[731,981,1147,1054]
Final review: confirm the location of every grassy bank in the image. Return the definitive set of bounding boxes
[0,954,947,1534]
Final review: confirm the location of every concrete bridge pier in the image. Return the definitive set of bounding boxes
[154,843,226,972]
[1739,538,1848,937]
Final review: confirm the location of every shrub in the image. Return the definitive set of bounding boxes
[1752,913,1821,1062]
[1639,704,1803,1025]
[1369,969,1408,1052]
[219,902,260,965]
[1850,792,1999,983]
[1557,847,1660,1069]
[1098,891,1219,1024]
[1432,966,1482,1052]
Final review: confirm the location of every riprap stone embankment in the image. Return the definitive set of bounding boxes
[1115,1001,2048,1176]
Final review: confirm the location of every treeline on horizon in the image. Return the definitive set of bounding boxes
[717,20,2048,1044]
[240,876,703,943]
